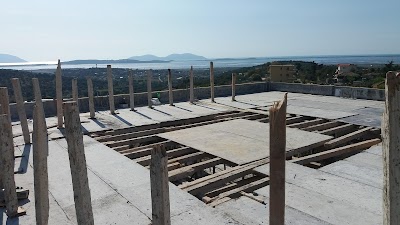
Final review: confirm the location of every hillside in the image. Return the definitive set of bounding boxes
[129,53,207,61]
[0,54,26,63]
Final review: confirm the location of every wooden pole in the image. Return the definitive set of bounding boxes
[189,66,194,104]
[63,101,94,225]
[86,77,95,119]
[11,78,30,144]
[168,69,174,106]
[107,65,115,114]
[210,62,215,102]
[128,70,135,111]
[32,78,49,225]
[56,59,63,128]
[232,73,237,101]
[147,70,153,108]
[0,114,18,217]
[269,93,287,225]
[0,87,11,123]
[150,144,171,225]
[72,78,79,112]
[383,71,400,225]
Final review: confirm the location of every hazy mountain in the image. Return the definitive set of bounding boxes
[63,58,168,65]
[129,53,207,61]
[0,54,26,63]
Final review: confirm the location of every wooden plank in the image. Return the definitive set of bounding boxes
[32,78,50,224]
[99,127,166,143]
[288,118,325,129]
[120,140,174,155]
[106,135,161,148]
[324,127,371,149]
[167,152,205,165]
[107,65,115,114]
[55,59,63,128]
[303,120,341,131]
[204,176,261,198]
[0,87,11,123]
[269,93,287,225]
[150,144,171,225]
[285,115,306,125]
[135,147,195,166]
[383,71,400,225]
[291,138,381,165]
[319,123,355,136]
[64,101,94,225]
[169,158,222,181]
[11,78,30,144]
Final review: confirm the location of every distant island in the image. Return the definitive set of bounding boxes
[0,54,26,63]
[63,59,169,65]
[129,53,207,61]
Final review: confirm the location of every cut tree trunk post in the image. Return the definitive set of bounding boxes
[86,77,95,119]
[168,69,174,106]
[0,114,18,217]
[232,73,237,101]
[128,70,135,111]
[63,101,94,225]
[269,93,287,225]
[383,71,400,225]
[0,87,11,123]
[147,70,153,108]
[107,65,115,114]
[11,78,30,144]
[56,59,63,128]
[210,61,215,102]
[72,78,79,112]
[190,66,194,104]
[32,78,50,225]
[150,144,171,225]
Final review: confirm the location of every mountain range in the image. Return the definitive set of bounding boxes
[129,53,207,61]
[0,54,26,63]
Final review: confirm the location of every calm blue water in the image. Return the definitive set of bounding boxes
[1,54,399,70]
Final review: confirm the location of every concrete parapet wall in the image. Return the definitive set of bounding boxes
[334,86,385,101]
[270,82,335,96]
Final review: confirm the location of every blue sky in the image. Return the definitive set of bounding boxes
[1,0,399,61]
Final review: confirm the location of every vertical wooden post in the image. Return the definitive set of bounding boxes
[107,65,115,114]
[189,66,194,104]
[128,70,135,111]
[168,69,174,106]
[210,61,215,102]
[86,77,95,119]
[147,70,153,108]
[72,78,79,112]
[269,93,287,225]
[0,87,11,123]
[150,144,171,225]
[232,73,237,101]
[56,59,63,128]
[0,114,18,217]
[383,71,400,225]
[63,101,95,225]
[11,78,30,144]
[32,78,49,225]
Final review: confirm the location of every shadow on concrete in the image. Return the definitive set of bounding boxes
[235,100,260,107]
[113,114,133,126]
[133,111,152,120]
[91,118,106,128]
[152,108,172,116]
[17,145,31,174]
[174,106,193,112]
[194,104,218,111]
[0,207,21,225]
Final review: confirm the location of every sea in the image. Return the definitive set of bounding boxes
[1,54,399,70]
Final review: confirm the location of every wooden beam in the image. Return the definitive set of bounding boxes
[303,120,341,131]
[319,123,355,136]
[120,140,174,155]
[150,145,171,225]
[285,115,306,125]
[189,66,194,103]
[56,59,63,128]
[324,127,371,149]
[288,118,325,129]
[291,138,381,165]
[72,78,79,112]
[135,147,195,166]
[383,71,400,225]
[167,152,205,165]
[106,135,161,148]
[11,78,30,144]
[63,101,94,225]
[86,76,95,119]
[269,93,287,225]
[0,87,11,123]
[210,61,215,102]
[147,70,153,108]
[107,65,115,114]
[128,69,135,111]
[232,73,236,101]
[168,158,222,181]
[168,69,174,106]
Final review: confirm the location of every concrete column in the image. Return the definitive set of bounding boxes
[63,101,95,225]
[107,65,115,114]
[210,62,215,102]
[168,69,174,106]
[189,66,194,104]
[0,114,18,217]
[147,70,153,108]
[232,73,237,101]
[86,77,95,119]
[32,78,49,225]
[383,71,400,225]
[150,144,171,225]
[269,93,287,225]
[128,70,135,111]
[56,59,63,128]
[11,78,30,144]
[72,78,79,112]
[0,87,11,123]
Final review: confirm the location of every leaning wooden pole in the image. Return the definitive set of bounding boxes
[0,87,11,123]
[150,144,171,225]
[232,73,237,101]
[11,78,30,144]
[128,70,135,111]
[72,78,79,112]
[86,77,96,119]
[107,65,115,114]
[64,101,94,225]
[269,93,287,225]
[189,66,194,104]
[147,70,153,108]
[383,71,400,225]
[56,59,63,128]
[32,78,49,225]
[168,69,174,106]
[210,61,215,102]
